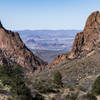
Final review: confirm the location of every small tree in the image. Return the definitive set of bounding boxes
[53,71,63,88]
[0,64,33,100]
[92,75,100,95]
[86,93,97,100]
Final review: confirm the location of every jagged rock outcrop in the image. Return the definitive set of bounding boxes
[69,11,100,59]
[51,11,100,66]
[0,22,47,71]
[50,53,68,67]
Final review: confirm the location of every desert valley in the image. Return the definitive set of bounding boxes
[0,11,100,100]
[0,0,100,100]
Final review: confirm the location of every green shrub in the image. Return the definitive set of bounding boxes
[79,86,87,92]
[7,96,14,100]
[51,97,56,100]
[66,93,78,100]
[92,75,100,95]
[34,81,55,93]
[0,64,33,99]
[34,93,44,100]
[85,93,97,100]
[53,71,63,88]
[18,95,29,100]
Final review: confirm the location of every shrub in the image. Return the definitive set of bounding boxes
[51,97,56,100]
[66,93,78,100]
[79,93,97,100]
[53,71,63,88]
[34,81,55,93]
[86,93,97,100]
[0,64,33,99]
[7,96,14,100]
[34,93,44,100]
[18,95,30,100]
[92,75,100,95]
[79,86,87,92]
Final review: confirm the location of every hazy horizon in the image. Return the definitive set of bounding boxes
[0,0,100,30]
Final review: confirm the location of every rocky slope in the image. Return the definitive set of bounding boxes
[69,11,100,59]
[51,11,100,66]
[31,12,100,100]
[0,21,47,71]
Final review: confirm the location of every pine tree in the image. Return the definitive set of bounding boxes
[53,71,63,88]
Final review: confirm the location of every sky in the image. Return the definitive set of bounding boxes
[0,0,100,30]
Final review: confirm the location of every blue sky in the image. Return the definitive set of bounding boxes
[0,0,100,30]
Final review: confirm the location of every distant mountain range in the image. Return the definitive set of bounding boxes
[18,30,81,62]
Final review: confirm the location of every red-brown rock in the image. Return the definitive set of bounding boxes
[0,22,47,71]
[51,11,100,66]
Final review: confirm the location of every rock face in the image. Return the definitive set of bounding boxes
[50,53,68,67]
[0,22,47,70]
[69,11,100,59]
[51,11,100,66]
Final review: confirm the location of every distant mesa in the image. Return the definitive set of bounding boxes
[26,39,36,44]
[0,21,47,71]
[51,11,100,66]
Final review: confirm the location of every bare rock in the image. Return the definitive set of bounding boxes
[51,11,100,66]
[0,22,47,71]
[50,53,68,67]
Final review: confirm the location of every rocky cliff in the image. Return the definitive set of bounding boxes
[0,22,47,71]
[51,11,100,66]
[69,11,100,58]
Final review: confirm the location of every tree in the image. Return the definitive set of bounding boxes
[0,64,12,86]
[92,75,100,95]
[53,71,63,88]
[0,64,33,100]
